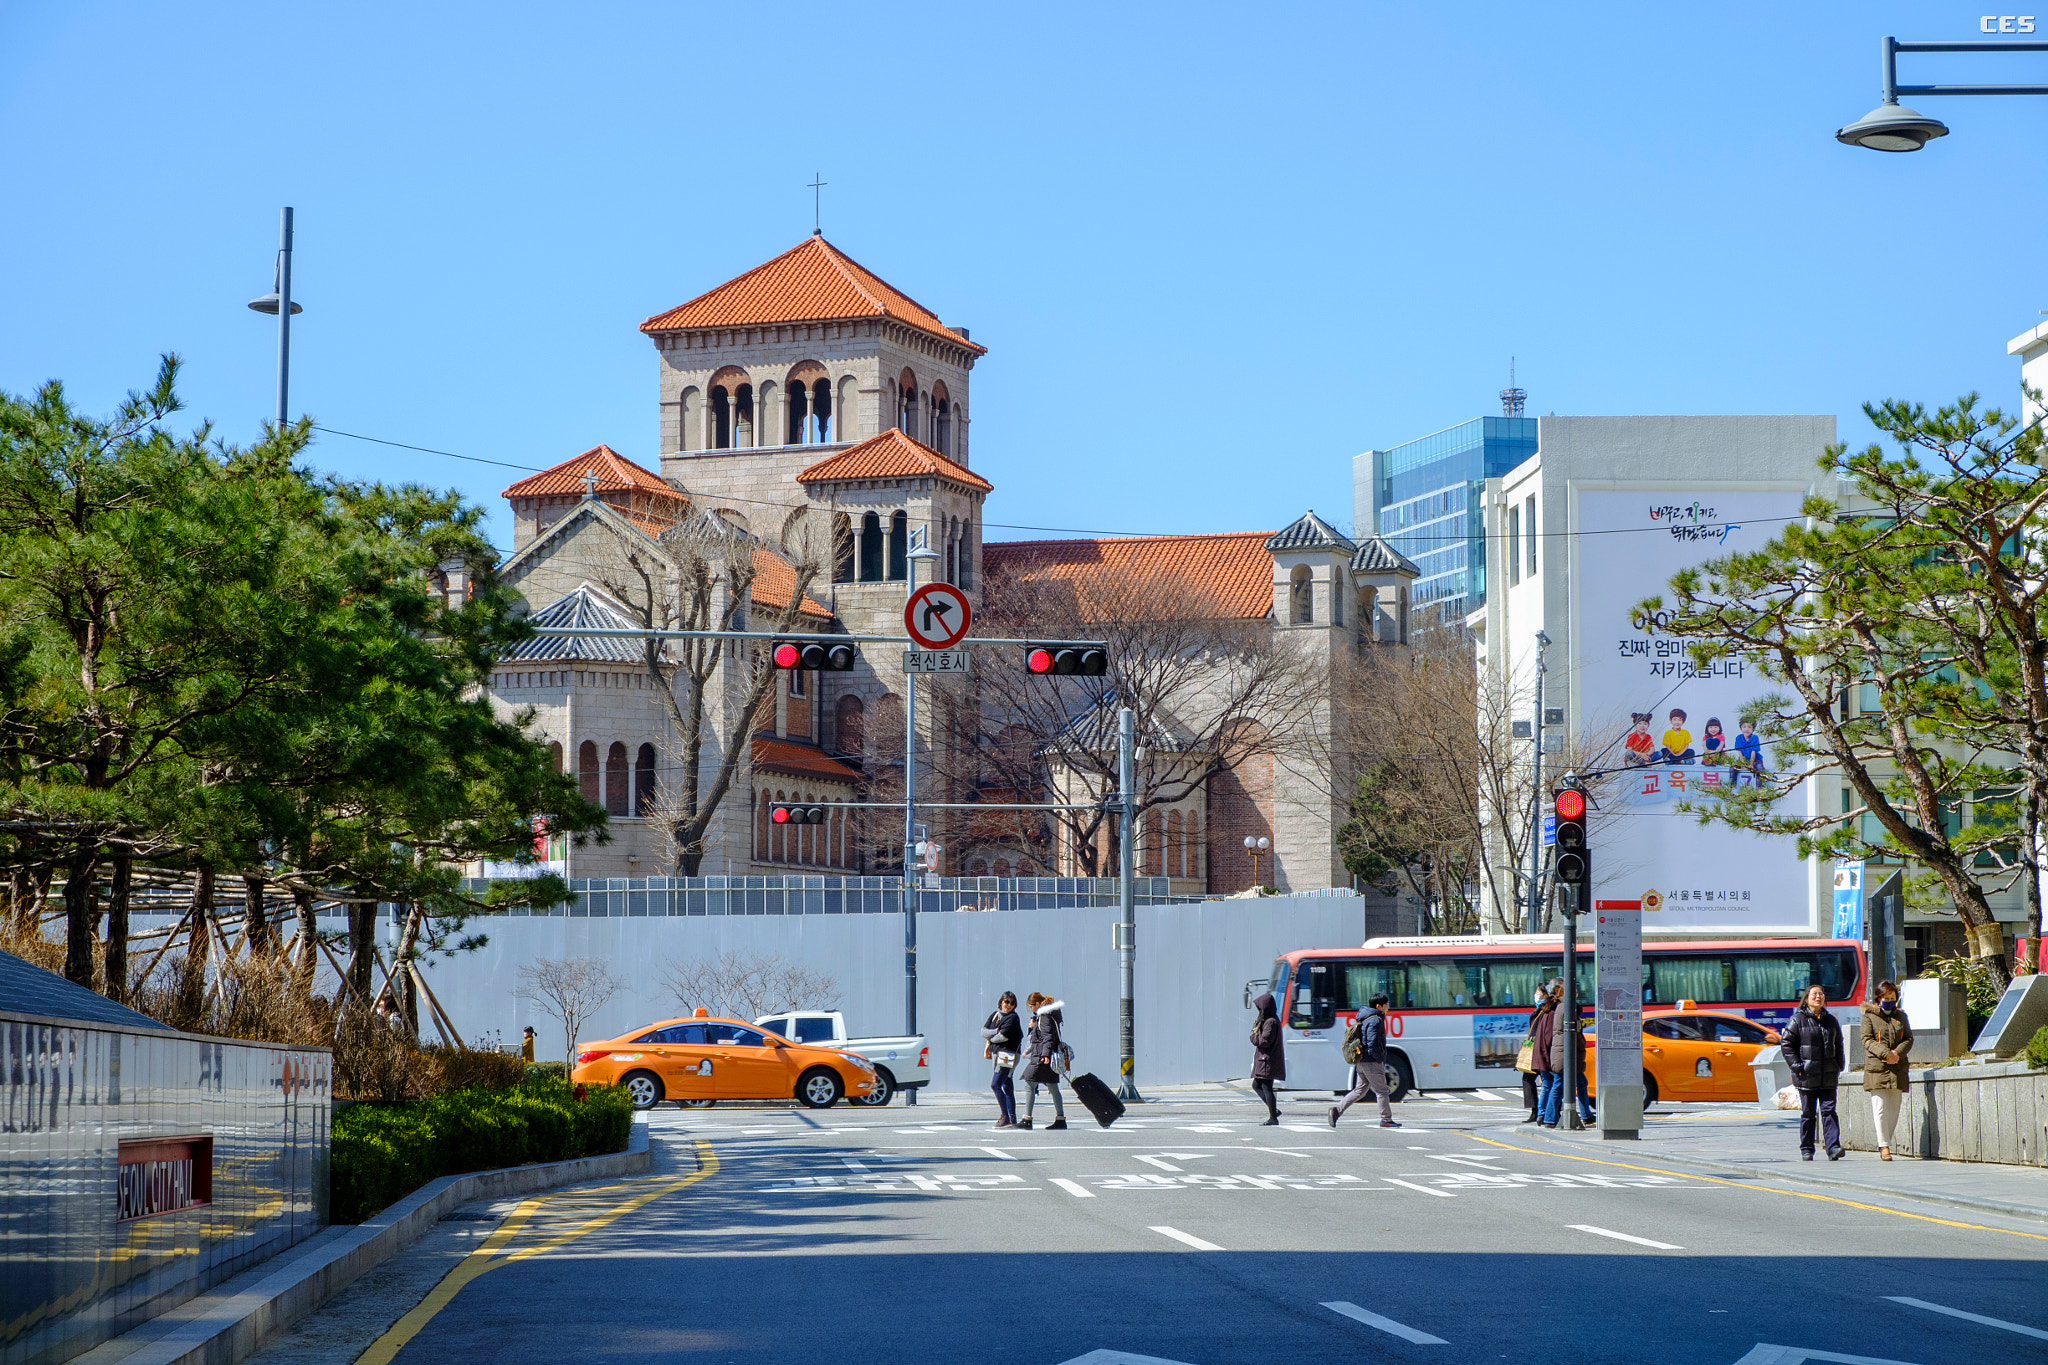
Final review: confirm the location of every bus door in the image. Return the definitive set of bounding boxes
[1283,959,1349,1091]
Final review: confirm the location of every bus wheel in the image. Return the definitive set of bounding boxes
[1383,1052,1415,1103]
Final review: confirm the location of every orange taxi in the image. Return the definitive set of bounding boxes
[1580,1003,1781,1105]
[571,1007,876,1110]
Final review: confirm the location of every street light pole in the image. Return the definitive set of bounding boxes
[1836,36,2048,150]
[901,535,940,1105]
[247,207,303,430]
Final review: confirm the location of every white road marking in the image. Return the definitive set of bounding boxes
[1569,1223,1682,1250]
[1179,1125,1233,1133]
[1470,1088,1509,1101]
[1886,1296,2048,1342]
[1058,1351,1200,1365]
[1246,1146,1313,1159]
[1134,1155,1183,1172]
[1730,1347,1925,1364]
[1383,1177,1455,1198]
[1321,1301,1447,1345]
[1148,1225,1223,1251]
[840,1158,871,1173]
[1424,1154,1504,1167]
[1050,1177,1095,1198]
[981,1146,1017,1160]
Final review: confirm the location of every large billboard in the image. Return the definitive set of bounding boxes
[1573,487,1815,933]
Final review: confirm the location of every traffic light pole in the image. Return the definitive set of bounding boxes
[1116,706,1142,1102]
[1561,881,1584,1131]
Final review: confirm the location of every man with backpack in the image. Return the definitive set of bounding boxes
[1329,993,1399,1128]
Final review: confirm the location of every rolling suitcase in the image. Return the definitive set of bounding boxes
[1068,1071,1125,1128]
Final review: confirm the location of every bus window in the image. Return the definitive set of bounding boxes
[1341,961,1403,1010]
[1290,959,1337,1028]
[1810,950,1860,1001]
[1484,959,1550,1007]
[1732,954,1811,1002]
[1405,961,1482,1008]
[1650,955,1731,1004]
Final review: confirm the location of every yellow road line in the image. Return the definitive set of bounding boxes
[1470,1132,2048,1242]
[353,1142,720,1365]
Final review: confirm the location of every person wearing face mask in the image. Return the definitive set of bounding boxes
[1861,980,1913,1161]
[1781,982,1846,1161]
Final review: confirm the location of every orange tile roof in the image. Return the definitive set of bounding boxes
[795,429,993,494]
[982,532,1277,621]
[502,445,679,502]
[751,546,834,621]
[639,235,986,356]
[752,735,861,784]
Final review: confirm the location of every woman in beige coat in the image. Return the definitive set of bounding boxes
[1861,980,1913,1160]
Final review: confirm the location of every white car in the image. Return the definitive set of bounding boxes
[753,1010,929,1106]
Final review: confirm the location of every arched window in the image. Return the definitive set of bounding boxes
[959,517,974,590]
[832,512,854,583]
[814,379,833,441]
[635,744,657,816]
[578,740,599,803]
[773,789,788,862]
[787,363,828,444]
[888,511,908,581]
[605,742,629,816]
[897,369,918,434]
[709,385,731,449]
[756,792,770,861]
[733,383,755,447]
[834,694,865,757]
[1290,565,1313,625]
[785,378,807,444]
[1144,811,1163,876]
[932,381,952,455]
[547,741,563,774]
[1332,580,1344,627]
[859,512,883,582]
[993,858,1010,877]
[969,859,988,876]
[1166,810,1184,877]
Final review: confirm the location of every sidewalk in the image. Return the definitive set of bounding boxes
[1510,1107,2048,1226]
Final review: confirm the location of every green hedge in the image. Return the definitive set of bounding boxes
[331,1077,635,1223]
[2025,1025,2048,1072]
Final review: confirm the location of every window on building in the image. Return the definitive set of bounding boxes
[710,386,731,449]
[888,511,908,581]
[859,512,883,582]
[578,740,599,804]
[1508,505,1521,586]
[834,694,865,758]
[832,512,854,583]
[547,741,563,774]
[1289,565,1312,624]
[1525,494,1537,575]
[635,744,657,816]
[605,742,629,817]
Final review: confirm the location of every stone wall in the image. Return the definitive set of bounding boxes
[1836,1061,2048,1165]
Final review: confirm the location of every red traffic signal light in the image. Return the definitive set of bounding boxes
[1554,788,1585,821]
[1025,643,1108,676]
[771,640,857,671]
[770,803,828,825]
[1552,783,1590,885]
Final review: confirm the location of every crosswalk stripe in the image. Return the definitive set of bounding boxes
[1887,1296,2048,1341]
[1149,1225,1222,1251]
[1322,1301,1447,1344]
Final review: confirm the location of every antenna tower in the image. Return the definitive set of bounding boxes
[1500,358,1527,418]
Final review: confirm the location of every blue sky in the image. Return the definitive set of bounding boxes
[2,2,2040,552]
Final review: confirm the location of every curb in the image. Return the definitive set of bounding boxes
[78,1117,653,1365]
[1509,1124,2048,1227]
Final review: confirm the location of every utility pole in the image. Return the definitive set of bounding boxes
[1116,706,1142,1102]
[1526,630,1549,932]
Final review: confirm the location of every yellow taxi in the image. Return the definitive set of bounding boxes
[1581,1003,1781,1104]
[571,1007,876,1110]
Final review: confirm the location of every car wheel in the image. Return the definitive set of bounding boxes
[675,1099,716,1109]
[852,1068,895,1107]
[620,1070,664,1110]
[798,1067,844,1109]
[1643,1072,1659,1106]
[1383,1052,1415,1103]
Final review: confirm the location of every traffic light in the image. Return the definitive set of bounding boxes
[1552,783,1590,886]
[1025,643,1108,677]
[770,802,829,826]
[771,639,857,671]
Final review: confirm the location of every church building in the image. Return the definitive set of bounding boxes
[479,234,1419,893]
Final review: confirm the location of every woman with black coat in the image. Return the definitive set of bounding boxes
[982,991,1023,1129]
[1529,988,1560,1126]
[1250,991,1286,1125]
[1782,983,1846,1161]
[1016,991,1068,1130]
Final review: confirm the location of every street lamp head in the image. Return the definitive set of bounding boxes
[1243,836,1256,851]
[247,293,303,315]
[1256,837,1271,852]
[1836,100,1948,152]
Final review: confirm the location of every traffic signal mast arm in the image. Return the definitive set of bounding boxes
[531,627,1108,647]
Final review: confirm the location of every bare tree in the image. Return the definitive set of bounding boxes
[582,505,842,874]
[661,948,840,1021]
[954,561,1326,879]
[516,957,626,1069]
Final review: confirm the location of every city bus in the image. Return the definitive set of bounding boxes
[1253,936,1866,1099]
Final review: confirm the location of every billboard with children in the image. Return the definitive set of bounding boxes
[1573,487,1817,933]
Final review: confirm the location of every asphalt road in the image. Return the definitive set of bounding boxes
[253,1089,2048,1365]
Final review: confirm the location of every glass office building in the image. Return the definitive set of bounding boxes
[1354,416,1537,624]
